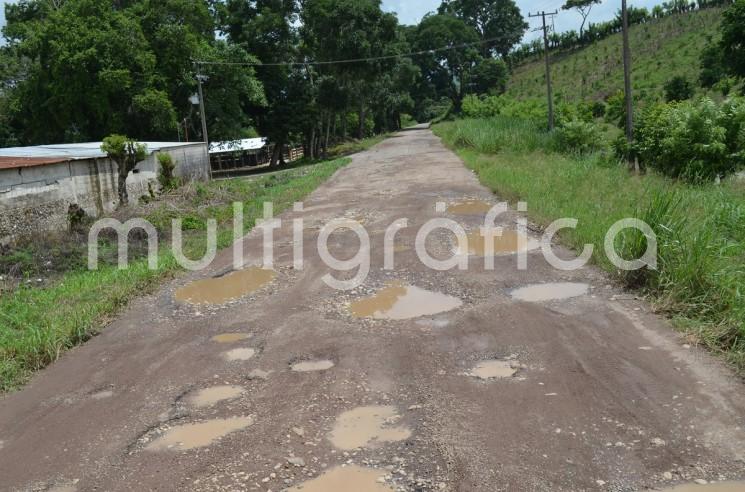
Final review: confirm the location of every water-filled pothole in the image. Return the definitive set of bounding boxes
[145,416,253,451]
[329,405,411,450]
[447,200,493,215]
[175,267,276,305]
[186,385,244,408]
[350,283,462,320]
[211,333,250,343]
[222,347,256,362]
[510,282,589,302]
[291,360,335,372]
[288,465,393,491]
[660,483,745,491]
[468,360,518,380]
[455,230,539,256]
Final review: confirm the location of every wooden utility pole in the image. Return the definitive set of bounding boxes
[621,0,637,172]
[529,10,558,131]
[194,66,212,179]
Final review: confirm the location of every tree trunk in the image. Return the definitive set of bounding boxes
[309,126,316,160]
[357,103,366,140]
[117,168,129,207]
[270,141,283,167]
[324,113,331,157]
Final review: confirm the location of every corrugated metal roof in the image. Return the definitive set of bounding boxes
[0,141,203,170]
[209,138,267,154]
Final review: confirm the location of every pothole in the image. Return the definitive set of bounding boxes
[287,465,393,491]
[90,390,113,400]
[350,283,462,320]
[291,360,335,372]
[222,347,256,362]
[145,416,253,451]
[329,405,411,450]
[510,282,589,302]
[211,333,251,343]
[468,360,519,380]
[660,483,745,491]
[174,266,276,305]
[185,385,244,408]
[454,230,540,256]
[447,200,493,215]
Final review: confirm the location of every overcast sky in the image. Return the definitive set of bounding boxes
[1,0,662,42]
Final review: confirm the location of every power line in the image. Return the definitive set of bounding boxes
[193,35,505,68]
[528,10,559,131]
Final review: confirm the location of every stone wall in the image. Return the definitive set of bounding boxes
[0,143,209,241]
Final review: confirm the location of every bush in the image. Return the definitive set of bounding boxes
[664,75,695,102]
[634,97,745,182]
[157,153,178,191]
[462,94,503,118]
[552,120,605,155]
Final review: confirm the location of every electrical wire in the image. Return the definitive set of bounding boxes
[193,35,504,67]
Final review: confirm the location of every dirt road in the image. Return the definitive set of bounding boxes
[2,126,745,491]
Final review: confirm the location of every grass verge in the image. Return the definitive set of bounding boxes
[0,156,351,392]
[434,117,745,370]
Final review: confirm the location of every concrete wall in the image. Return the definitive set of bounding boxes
[0,143,209,241]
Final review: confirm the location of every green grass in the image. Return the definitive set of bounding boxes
[508,8,724,105]
[328,134,390,158]
[0,156,352,392]
[434,117,745,370]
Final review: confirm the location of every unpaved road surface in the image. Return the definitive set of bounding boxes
[2,126,745,491]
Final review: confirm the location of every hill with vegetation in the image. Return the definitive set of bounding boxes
[506,7,724,105]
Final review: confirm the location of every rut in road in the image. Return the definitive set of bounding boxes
[1,125,745,491]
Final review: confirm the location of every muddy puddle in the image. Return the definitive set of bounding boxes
[211,333,250,343]
[447,200,493,215]
[350,283,462,320]
[455,230,539,256]
[186,385,244,408]
[146,416,253,451]
[291,359,335,372]
[174,267,275,305]
[222,347,256,362]
[510,282,589,302]
[329,405,411,450]
[469,360,518,380]
[288,465,392,492]
[659,483,745,491]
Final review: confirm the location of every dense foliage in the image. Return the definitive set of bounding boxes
[0,0,526,149]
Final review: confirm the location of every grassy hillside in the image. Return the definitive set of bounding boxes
[507,8,723,104]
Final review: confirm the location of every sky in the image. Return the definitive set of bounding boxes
[0,0,662,43]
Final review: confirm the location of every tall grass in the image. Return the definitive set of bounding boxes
[435,117,745,369]
[0,157,351,391]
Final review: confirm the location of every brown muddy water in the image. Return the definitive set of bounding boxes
[291,360,335,372]
[447,200,493,215]
[174,267,276,305]
[145,416,253,451]
[185,385,244,408]
[211,333,251,343]
[288,465,393,491]
[455,230,540,256]
[329,405,411,450]
[350,283,462,320]
[469,360,518,380]
[510,282,589,302]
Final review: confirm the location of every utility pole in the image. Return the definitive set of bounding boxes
[621,0,637,172]
[529,10,558,131]
[194,65,212,180]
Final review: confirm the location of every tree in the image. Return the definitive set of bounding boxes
[471,58,508,94]
[561,0,601,38]
[438,0,527,59]
[664,75,694,102]
[720,0,745,82]
[101,135,148,207]
[415,14,480,112]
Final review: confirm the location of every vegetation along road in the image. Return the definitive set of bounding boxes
[1,128,745,491]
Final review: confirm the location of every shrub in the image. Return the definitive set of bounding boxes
[157,153,178,191]
[664,75,695,102]
[462,94,503,118]
[552,120,605,155]
[634,97,745,182]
